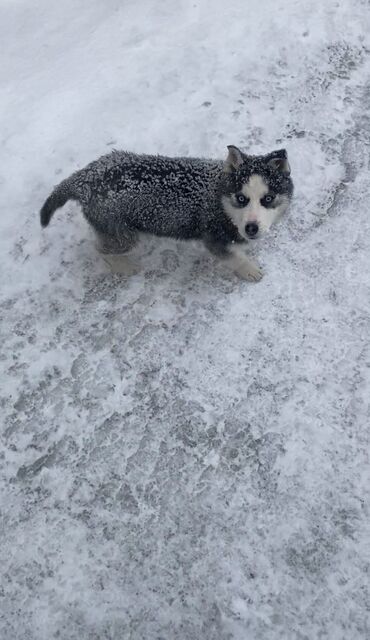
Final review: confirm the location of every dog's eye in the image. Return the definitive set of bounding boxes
[236,194,249,206]
[262,194,275,206]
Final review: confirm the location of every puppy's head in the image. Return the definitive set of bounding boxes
[221,146,293,240]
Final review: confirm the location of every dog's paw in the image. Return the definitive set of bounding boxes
[235,261,263,282]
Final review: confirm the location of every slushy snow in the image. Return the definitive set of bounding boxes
[1,1,370,638]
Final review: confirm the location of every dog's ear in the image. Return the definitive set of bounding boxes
[225,145,244,171]
[266,149,291,176]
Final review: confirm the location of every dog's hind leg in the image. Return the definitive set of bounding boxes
[95,227,140,275]
[95,227,138,255]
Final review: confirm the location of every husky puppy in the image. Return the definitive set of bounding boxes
[40,146,293,281]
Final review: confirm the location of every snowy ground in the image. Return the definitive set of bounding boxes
[1,1,370,638]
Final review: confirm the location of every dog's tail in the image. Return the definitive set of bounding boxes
[40,177,77,227]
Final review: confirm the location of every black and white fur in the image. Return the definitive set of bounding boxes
[40,145,293,281]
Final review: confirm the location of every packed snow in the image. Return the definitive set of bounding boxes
[1,0,370,638]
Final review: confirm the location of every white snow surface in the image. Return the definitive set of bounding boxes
[1,1,370,638]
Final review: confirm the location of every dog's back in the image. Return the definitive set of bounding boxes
[40,150,222,239]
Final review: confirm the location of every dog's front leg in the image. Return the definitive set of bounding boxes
[226,245,263,282]
[204,238,263,282]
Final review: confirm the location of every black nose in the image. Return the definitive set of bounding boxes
[245,222,259,238]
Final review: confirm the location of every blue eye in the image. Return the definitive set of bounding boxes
[263,194,275,205]
[236,194,248,206]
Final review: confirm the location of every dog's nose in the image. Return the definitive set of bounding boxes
[245,222,259,238]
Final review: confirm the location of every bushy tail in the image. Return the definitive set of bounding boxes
[40,177,75,227]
